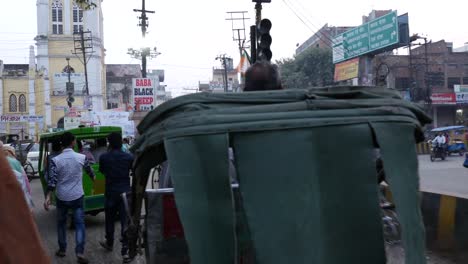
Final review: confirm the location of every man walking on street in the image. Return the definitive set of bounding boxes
[44,132,95,264]
[98,132,134,263]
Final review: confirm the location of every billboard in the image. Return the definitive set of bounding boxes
[333,11,402,63]
[62,110,135,137]
[456,92,468,104]
[431,93,456,105]
[454,85,468,93]
[53,73,86,96]
[132,78,156,111]
[334,58,359,82]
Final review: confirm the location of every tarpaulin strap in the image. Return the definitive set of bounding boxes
[164,134,236,264]
[371,122,427,264]
[233,125,385,264]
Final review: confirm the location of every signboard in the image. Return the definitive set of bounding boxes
[454,85,468,93]
[53,73,86,96]
[132,78,156,111]
[334,58,359,82]
[431,93,456,105]
[0,115,44,123]
[333,11,399,63]
[64,117,81,130]
[63,111,135,137]
[456,92,468,104]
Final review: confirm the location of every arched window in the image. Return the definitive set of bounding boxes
[73,2,84,33]
[9,94,17,112]
[19,94,27,112]
[52,0,63,35]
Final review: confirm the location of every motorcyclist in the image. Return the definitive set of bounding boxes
[432,132,446,145]
[432,132,447,154]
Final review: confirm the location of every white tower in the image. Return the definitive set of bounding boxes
[35,0,105,128]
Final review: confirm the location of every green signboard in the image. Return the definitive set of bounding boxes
[333,11,399,63]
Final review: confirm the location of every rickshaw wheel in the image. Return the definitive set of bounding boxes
[23,162,35,182]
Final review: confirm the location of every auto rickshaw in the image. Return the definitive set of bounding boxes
[38,126,122,215]
[128,86,430,264]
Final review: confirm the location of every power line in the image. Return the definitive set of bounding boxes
[281,0,346,58]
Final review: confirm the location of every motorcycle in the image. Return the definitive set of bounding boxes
[430,142,446,162]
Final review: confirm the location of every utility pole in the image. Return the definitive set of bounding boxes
[226,11,250,91]
[65,57,74,107]
[73,30,93,109]
[133,0,155,77]
[216,54,232,92]
[128,47,161,77]
[133,0,155,38]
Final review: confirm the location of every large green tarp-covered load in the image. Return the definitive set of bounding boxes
[130,86,431,264]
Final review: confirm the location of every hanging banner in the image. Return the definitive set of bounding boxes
[53,73,86,96]
[0,115,44,123]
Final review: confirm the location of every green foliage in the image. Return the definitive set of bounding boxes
[75,0,97,10]
[276,48,335,89]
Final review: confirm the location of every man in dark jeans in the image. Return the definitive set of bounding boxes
[99,132,134,263]
[44,132,95,264]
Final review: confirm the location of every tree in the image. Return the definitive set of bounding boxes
[75,0,96,10]
[277,48,334,89]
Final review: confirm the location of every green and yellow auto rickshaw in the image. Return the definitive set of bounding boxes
[38,126,122,215]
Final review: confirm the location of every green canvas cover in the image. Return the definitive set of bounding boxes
[130,86,431,263]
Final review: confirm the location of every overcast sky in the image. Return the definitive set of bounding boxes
[1,0,467,96]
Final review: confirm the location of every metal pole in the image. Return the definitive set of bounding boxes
[66,58,71,83]
[424,38,429,101]
[238,30,244,90]
[250,25,257,64]
[141,0,146,37]
[255,2,262,27]
[223,56,228,92]
[409,43,414,101]
[80,30,90,96]
[142,52,147,78]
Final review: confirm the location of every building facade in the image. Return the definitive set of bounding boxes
[36,0,106,129]
[106,64,142,110]
[376,40,468,127]
[0,46,51,139]
[295,24,354,56]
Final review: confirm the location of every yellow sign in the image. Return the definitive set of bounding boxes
[334,58,359,82]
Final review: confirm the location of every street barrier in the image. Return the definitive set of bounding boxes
[421,192,468,249]
[416,142,431,155]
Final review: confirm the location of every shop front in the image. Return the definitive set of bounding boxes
[431,93,456,127]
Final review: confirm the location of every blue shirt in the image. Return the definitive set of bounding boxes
[99,149,134,194]
[48,148,95,201]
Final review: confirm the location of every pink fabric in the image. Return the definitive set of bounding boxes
[23,171,31,194]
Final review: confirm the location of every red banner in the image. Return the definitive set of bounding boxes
[431,93,456,105]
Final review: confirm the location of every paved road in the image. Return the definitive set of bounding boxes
[29,156,467,264]
[419,155,468,198]
[30,179,146,264]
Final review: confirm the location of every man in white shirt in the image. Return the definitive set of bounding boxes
[432,133,446,145]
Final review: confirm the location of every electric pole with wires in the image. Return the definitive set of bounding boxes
[72,30,93,108]
[132,0,156,78]
[226,11,250,89]
[216,54,232,92]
